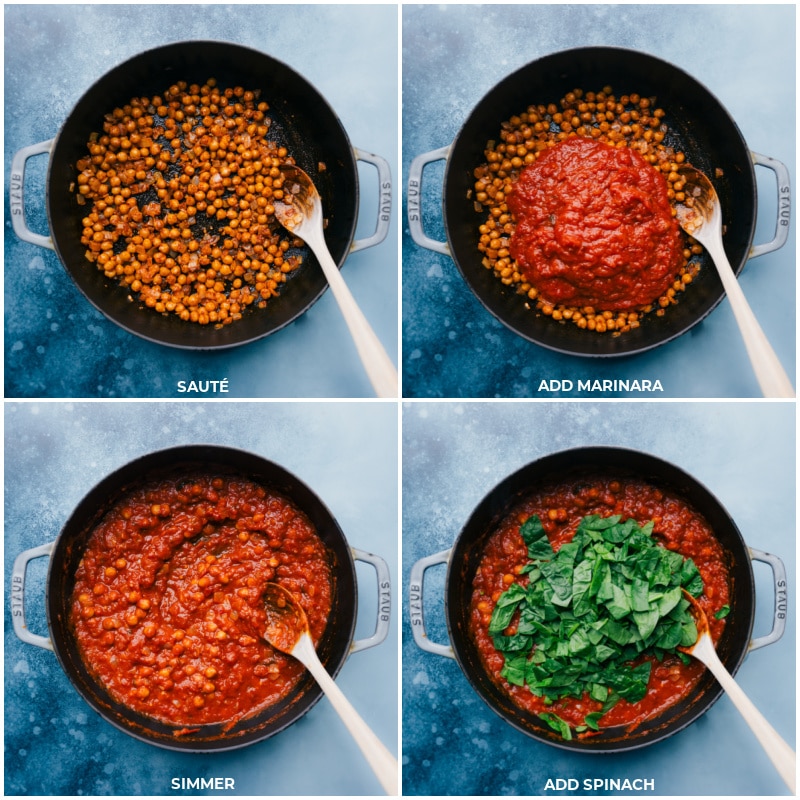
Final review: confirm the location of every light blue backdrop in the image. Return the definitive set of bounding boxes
[402,4,795,398]
[5,401,398,795]
[5,4,398,398]
[402,401,795,795]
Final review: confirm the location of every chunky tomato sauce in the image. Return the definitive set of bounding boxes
[508,138,685,311]
[470,476,731,733]
[71,474,332,727]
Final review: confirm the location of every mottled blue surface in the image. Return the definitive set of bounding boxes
[5,402,398,795]
[402,401,795,795]
[402,4,796,398]
[5,4,398,398]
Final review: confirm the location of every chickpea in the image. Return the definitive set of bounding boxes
[474,84,701,332]
[75,78,303,325]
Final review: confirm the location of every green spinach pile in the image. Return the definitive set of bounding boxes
[488,513,703,740]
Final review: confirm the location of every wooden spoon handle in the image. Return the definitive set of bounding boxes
[707,239,794,398]
[299,638,398,794]
[701,643,796,793]
[315,245,398,398]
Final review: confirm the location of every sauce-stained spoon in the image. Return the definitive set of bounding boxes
[679,590,795,792]
[273,165,398,398]
[262,582,398,795]
[673,165,794,398]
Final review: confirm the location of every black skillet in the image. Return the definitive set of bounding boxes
[408,47,790,357]
[12,445,391,751]
[410,447,787,751]
[11,41,389,350]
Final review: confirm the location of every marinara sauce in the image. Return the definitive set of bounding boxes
[508,138,685,311]
[470,476,731,733]
[71,473,333,728]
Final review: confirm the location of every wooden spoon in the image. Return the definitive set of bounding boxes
[680,590,795,792]
[673,165,794,398]
[273,164,398,398]
[262,582,398,795]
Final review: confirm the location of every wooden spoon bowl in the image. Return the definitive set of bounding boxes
[262,583,398,794]
[680,590,795,792]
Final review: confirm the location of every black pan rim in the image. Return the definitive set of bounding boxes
[440,45,758,358]
[44,40,361,351]
[443,445,757,752]
[43,443,358,752]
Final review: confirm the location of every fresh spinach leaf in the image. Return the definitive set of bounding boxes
[521,515,553,560]
[633,608,660,640]
[539,712,573,741]
[487,512,708,741]
[500,654,527,686]
[492,633,533,652]
[488,583,527,634]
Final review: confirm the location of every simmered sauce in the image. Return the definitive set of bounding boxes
[508,138,685,311]
[470,476,730,732]
[71,474,332,727]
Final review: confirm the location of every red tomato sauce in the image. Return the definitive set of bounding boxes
[508,138,685,311]
[470,476,731,733]
[71,473,332,727]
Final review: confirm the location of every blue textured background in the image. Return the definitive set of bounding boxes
[402,4,796,398]
[402,401,795,795]
[5,4,398,398]
[5,401,398,795]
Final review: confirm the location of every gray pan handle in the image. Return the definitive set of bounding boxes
[407,145,452,256]
[350,149,392,254]
[349,547,392,654]
[407,546,785,655]
[12,541,390,655]
[409,547,455,659]
[11,140,390,256]
[11,541,55,651]
[749,152,791,259]
[405,148,790,261]
[748,547,787,652]
[10,139,56,251]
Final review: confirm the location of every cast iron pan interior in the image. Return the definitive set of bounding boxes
[444,47,758,356]
[47,41,359,349]
[44,445,357,751]
[445,447,754,752]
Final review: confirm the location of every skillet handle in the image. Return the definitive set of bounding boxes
[407,145,452,256]
[10,139,56,251]
[11,541,55,651]
[349,547,392,654]
[350,149,392,254]
[749,152,791,260]
[748,547,787,652]
[409,548,455,659]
